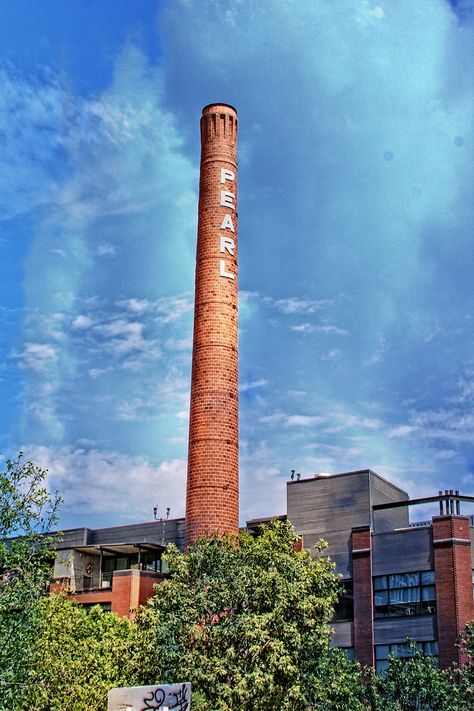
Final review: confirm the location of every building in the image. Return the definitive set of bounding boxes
[51,468,474,669]
[50,518,184,616]
[43,104,474,670]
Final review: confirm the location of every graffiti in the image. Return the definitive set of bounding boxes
[141,684,190,711]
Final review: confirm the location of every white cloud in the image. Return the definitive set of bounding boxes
[271,297,331,314]
[292,323,347,335]
[22,444,187,522]
[96,243,116,257]
[240,378,268,392]
[322,348,342,361]
[389,425,417,439]
[15,342,57,372]
[165,336,192,351]
[72,314,94,330]
[286,415,326,427]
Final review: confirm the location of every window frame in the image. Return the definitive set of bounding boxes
[375,640,439,673]
[373,570,436,618]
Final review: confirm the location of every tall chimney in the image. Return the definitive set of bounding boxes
[185,103,239,545]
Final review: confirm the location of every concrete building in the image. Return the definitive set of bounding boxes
[51,469,474,669]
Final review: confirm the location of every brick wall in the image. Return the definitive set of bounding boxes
[433,515,473,667]
[185,104,239,545]
[51,570,164,618]
[352,526,375,667]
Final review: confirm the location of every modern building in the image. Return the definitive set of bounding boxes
[45,103,474,670]
[51,468,474,670]
[50,518,183,616]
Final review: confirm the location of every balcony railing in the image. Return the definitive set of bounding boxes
[53,569,163,593]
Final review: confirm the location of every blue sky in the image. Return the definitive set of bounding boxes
[0,0,473,529]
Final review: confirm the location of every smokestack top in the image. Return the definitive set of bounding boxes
[202,103,237,116]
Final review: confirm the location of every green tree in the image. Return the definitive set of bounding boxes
[21,595,137,711]
[0,454,61,709]
[307,648,368,710]
[368,641,464,711]
[447,623,474,710]
[133,520,349,711]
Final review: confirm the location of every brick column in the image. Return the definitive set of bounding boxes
[432,515,473,667]
[111,571,133,617]
[185,104,239,546]
[352,526,375,667]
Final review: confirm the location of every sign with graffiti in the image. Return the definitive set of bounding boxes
[108,682,191,711]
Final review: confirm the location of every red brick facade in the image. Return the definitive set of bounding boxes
[351,526,375,667]
[185,104,239,545]
[433,515,473,667]
[51,570,164,618]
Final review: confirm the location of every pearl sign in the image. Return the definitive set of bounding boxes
[219,167,236,280]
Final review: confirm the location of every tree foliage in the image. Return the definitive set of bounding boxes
[133,521,345,711]
[0,454,61,709]
[20,595,137,711]
[1,461,472,711]
[368,641,464,711]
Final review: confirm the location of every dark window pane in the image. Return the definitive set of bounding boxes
[421,570,435,585]
[390,587,420,604]
[375,645,390,660]
[389,572,419,588]
[424,641,439,656]
[391,643,420,657]
[374,591,388,606]
[333,581,354,622]
[422,585,436,601]
[374,576,388,591]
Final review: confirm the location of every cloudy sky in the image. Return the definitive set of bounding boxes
[0,0,473,530]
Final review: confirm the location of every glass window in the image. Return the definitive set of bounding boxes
[374,590,388,606]
[421,570,435,585]
[374,571,436,618]
[100,551,165,578]
[375,641,438,673]
[389,573,419,589]
[375,645,390,660]
[374,576,388,591]
[424,641,439,656]
[333,580,354,622]
[422,586,436,601]
[81,602,112,613]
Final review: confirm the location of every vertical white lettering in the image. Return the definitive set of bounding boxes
[220,168,235,184]
[220,259,235,280]
[220,236,235,255]
[220,191,235,210]
[220,214,235,232]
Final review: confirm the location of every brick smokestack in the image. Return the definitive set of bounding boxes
[185,104,239,545]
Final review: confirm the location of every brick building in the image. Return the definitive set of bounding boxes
[51,469,474,669]
[46,103,474,669]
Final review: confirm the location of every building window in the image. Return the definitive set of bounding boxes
[375,641,438,673]
[472,570,474,598]
[333,580,354,622]
[101,552,165,584]
[80,602,112,613]
[340,647,355,661]
[373,571,436,618]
